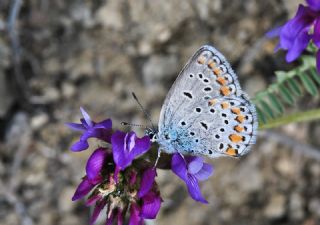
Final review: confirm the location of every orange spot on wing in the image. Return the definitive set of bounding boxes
[226,147,238,156]
[197,56,206,64]
[229,134,243,143]
[208,99,217,106]
[234,125,244,132]
[220,86,231,96]
[213,67,221,76]
[231,107,241,115]
[216,76,227,85]
[221,102,229,109]
[207,60,215,68]
[236,115,245,123]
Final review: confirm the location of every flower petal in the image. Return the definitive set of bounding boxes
[106,209,115,225]
[280,5,314,49]
[72,177,94,201]
[111,131,133,169]
[129,203,143,225]
[286,28,311,62]
[80,129,101,142]
[185,174,208,204]
[112,131,151,170]
[266,25,283,38]
[138,168,156,198]
[85,194,102,206]
[131,135,151,158]
[86,148,107,180]
[70,140,89,152]
[313,18,320,47]
[65,122,86,131]
[114,165,120,183]
[80,107,93,127]
[307,0,320,11]
[125,132,136,152]
[94,119,112,129]
[171,153,188,180]
[140,192,162,219]
[129,170,138,186]
[117,209,124,225]
[90,200,106,225]
[194,163,213,181]
[187,156,204,174]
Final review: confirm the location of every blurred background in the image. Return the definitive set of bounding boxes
[1,0,320,225]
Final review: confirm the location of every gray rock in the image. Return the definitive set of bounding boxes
[263,193,286,219]
[143,54,179,86]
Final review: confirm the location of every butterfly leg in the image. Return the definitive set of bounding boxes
[153,148,162,169]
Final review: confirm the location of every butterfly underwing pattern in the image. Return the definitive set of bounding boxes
[148,45,258,158]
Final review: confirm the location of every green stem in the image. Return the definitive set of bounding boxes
[259,108,320,130]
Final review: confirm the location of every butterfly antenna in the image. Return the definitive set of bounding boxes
[121,122,147,129]
[131,92,156,131]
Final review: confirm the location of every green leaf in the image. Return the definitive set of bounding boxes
[286,78,302,97]
[256,106,267,124]
[310,68,320,86]
[268,92,284,114]
[299,73,318,96]
[260,100,276,119]
[278,84,295,105]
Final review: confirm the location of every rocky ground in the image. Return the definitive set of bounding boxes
[1,0,320,225]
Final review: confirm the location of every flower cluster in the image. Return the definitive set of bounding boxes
[268,0,320,72]
[66,108,213,224]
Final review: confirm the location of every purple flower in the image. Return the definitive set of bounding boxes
[171,153,213,204]
[268,1,320,72]
[129,203,144,225]
[111,131,151,170]
[72,148,108,201]
[66,107,112,151]
[138,168,157,198]
[138,168,161,219]
[140,191,162,219]
[87,167,161,225]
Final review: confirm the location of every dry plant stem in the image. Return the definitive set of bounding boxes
[7,0,31,109]
[259,108,320,130]
[260,131,320,161]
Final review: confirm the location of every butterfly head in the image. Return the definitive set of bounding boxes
[145,128,158,143]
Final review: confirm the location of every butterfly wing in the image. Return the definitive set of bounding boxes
[157,45,258,157]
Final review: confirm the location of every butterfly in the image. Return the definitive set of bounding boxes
[146,45,258,158]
